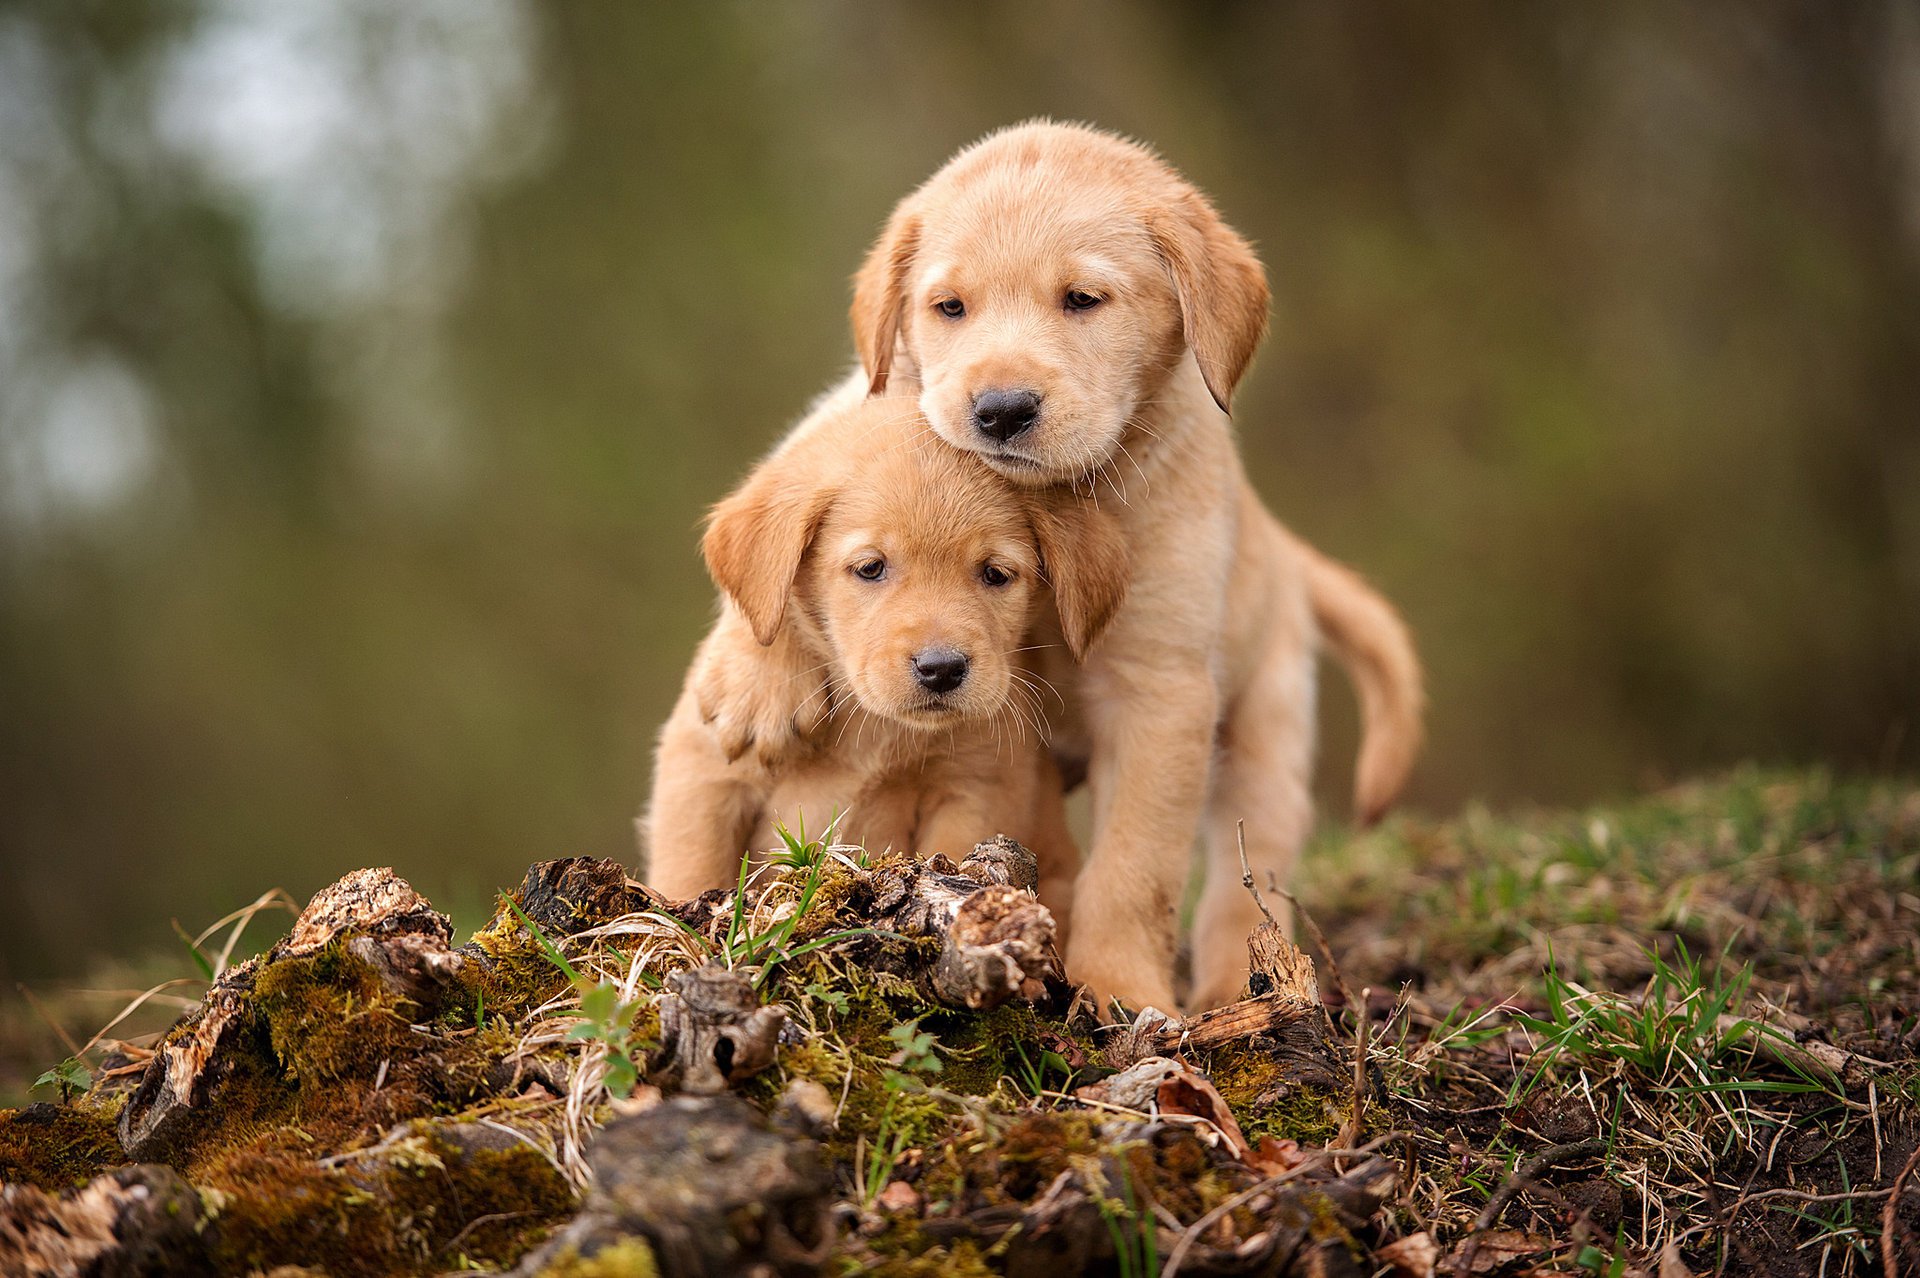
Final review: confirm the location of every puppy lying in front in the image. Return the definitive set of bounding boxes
[643,398,1128,936]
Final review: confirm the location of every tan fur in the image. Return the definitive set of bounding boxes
[644,398,1127,940]
[696,120,1424,1012]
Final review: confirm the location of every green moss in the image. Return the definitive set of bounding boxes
[532,1238,661,1277]
[784,856,872,945]
[458,898,577,1023]
[927,1003,1098,1099]
[961,1111,1104,1205]
[254,941,417,1082]
[1118,1132,1236,1221]
[0,1100,127,1190]
[857,1235,997,1277]
[165,944,555,1193]
[1205,1047,1340,1147]
[759,1032,959,1176]
[205,1128,573,1275]
[752,957,966,1162]
[163,1025,302,1177]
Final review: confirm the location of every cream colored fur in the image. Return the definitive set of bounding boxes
[643,398,1127,943]
[686,121,1423,1012]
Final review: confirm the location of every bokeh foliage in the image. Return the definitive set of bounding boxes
[0,1,1915,978]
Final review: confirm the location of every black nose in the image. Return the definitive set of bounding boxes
[911,648,970,695]
[971,389,1040,443]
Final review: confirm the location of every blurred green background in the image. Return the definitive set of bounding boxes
[2,1,1916,990]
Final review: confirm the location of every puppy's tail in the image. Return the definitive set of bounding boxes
[1295,536,1425,825]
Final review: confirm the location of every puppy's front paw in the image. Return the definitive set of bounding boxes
[692,645,826,767]
[1065,943,1177,1025]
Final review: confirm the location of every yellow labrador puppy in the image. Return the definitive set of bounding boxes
[644,398,1127,938]
[692,121,1423,1013]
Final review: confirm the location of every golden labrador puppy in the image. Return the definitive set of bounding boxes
[644,398,1127,935]
[694,121,1424,1013]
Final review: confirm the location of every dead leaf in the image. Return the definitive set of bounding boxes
[1037,1030,1086,1070]
[1378,1231,1439,1278]
[1247,1135,1308,1176]
[1155,1067,1250,1161]
[1076,1055,1180,1111]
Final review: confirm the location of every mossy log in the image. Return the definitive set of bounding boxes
[512,1096,830,1278]
[649,966,788,1095]
[119,866,466,1163]
[115,960,262,1164]
[2,845,1379,1278]
[865,839,1062,1009]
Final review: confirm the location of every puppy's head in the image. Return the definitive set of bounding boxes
[852,120,1270,486]
[703,402,1128,728]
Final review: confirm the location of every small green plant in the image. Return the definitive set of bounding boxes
[805,981,851,1017]
[860,1103,913,1209]
[857,1026,949,1211]
[1009,1036,1073,1098]
[31,1056,92,1102]
[651,829,898,992]
[564,980,649,1099]
[506,897,652,1099]
[1093,1160,1156,1278]
[1509,941,1831,1116]
[886,1019,943,1078]
[1573,1230,1630,1278]
[767,809,837,868]
[171,919,217,980]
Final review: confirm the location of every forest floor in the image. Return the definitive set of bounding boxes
[1,768,1916,1277]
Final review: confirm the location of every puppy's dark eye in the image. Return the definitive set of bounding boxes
[1064,289,1103,312]
[934,298,966,319]
[852,559,886,582]
[980,563,1013,587]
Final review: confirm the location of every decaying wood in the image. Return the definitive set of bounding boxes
[870,839,1062,1009]
[1713,1012,1887,1086]
[1160,1153,1401,1278]
[275,866,452,958]
[1075,1056,1251,1158]
[931,883,1058,1009]
[1151,993,1322,1055]
[507,856,668,937]
[1247,919,1321,1006]
[28,842,1386,1276]
[869,846,1030,936]
[116,960,260,1163]
[513,1095,831,1278]
[953,834,1041,889]
[649,965,788,1095]
[272,866,465,1006]
[0,1164,208,1277]
[120,867,466,1163]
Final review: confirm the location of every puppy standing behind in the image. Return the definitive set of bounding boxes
[643,398,1128,935]
[695,121,1426,1013]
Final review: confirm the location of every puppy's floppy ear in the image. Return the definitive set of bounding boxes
[851,203,921,396]
[1029,498,1131,661]
[702,465,833,647]
[1149,188,1270,413]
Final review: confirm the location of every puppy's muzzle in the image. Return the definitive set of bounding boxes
[971,388,1041,443]
[911,647,970,695]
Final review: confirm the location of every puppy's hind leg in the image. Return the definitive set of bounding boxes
[1188,633,1317,1012]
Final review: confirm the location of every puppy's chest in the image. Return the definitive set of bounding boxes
[755,721,993,851]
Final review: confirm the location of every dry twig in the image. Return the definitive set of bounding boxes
[1881,1144,1920,1278]
[1453,1138,1607,1276]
